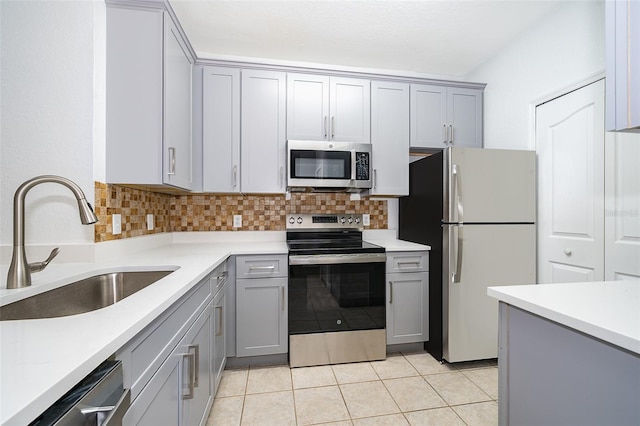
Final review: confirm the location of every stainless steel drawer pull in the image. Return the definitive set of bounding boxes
[389,281,393,304]
[180,352,195,399]
[397,261,420,266]
[249,265,276,271]
[281,286,285,311]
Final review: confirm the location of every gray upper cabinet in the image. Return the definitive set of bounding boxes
[106,5,194,190]
[605,0,640,132]
[241,69,287,193]
[287,74,371,143]
[201,66,241,193]
[411,84,483,149]
[370,81,410,196]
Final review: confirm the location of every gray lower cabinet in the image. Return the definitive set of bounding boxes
[236,255,288,357]
[498,302,640,425]
[123,301,213,426]
[386,252,429,345]
[118,274,214,426]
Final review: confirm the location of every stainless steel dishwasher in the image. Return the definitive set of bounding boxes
[29,359,130,426]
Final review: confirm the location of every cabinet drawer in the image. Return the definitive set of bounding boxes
[386,251,429,273]
[117,277,212,400]
[236,255,288,279]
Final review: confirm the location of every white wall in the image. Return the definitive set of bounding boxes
[0,1,103,253]
[465,1,605,150]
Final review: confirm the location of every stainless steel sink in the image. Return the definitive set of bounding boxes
[0,270,174,321]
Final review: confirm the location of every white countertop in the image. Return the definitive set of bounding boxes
[487,281,640,355]
[0,231,427,425]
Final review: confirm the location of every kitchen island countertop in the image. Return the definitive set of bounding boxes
[487,280,640,355]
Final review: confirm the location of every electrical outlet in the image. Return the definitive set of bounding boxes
[112,214,122,235]
[147,214,154,231]
[362,214,370,226]
[233,215,242,228]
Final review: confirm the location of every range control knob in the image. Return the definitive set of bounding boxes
[288,217,295,224]
[297,217,303,224]
[340,217,346,224]
[355,217,361,224]
[348,217,353,224]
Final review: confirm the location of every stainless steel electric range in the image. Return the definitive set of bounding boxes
[287,213,387,367]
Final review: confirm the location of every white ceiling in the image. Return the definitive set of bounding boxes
[170,0,564,77]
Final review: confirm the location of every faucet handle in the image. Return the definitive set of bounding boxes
[29,247,61,273]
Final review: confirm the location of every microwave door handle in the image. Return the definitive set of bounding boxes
[351,149,356,180]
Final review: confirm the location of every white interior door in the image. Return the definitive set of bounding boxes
[536,80,605,284]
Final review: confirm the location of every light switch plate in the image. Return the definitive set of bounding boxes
[363,214,370,226]
[233,215,242,228]
[147,214,154,231]
[112,214,122,235]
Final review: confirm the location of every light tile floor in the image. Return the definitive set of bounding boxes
[206,351,498,426]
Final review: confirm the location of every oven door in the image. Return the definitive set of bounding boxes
[288,253,386,335]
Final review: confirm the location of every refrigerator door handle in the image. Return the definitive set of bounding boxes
[452,164,464,223]
[452,224,464,283]
[452,164,464,283]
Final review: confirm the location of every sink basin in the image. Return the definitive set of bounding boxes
[0,270,174,321]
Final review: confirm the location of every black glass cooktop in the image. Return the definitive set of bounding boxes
[287,231,385,255]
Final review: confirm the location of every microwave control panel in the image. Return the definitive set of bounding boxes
[355,152,370,180]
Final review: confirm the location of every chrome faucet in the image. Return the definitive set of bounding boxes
[6,175,98,289]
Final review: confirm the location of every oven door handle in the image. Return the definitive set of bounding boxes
[289,253,386,265]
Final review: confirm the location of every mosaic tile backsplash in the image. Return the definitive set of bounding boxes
[94,183,387,242]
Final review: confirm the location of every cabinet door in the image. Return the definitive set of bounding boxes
[410,84,447,149]
[212,285,226,393]
[106,7,163,185]
[182,302,214,426]
[370,81,409,196]
[241,70,287,193]
[287,73,330,140]
[386,272,429,345]
[447,87,483,148]
[164,14,193,190]
[330,77,371,143]
[202,66,240,192]
[123,350,181,426]
[236,277,288,357]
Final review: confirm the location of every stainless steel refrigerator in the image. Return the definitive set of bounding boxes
[399,147,536,363]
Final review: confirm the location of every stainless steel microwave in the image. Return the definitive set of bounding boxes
[287,140,372,192]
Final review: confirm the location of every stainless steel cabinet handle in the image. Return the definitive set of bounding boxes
[331,116,335,139]
[324,115,328,139]
[449,124,453,144]
[188,344,199,387]
[389,281,393,304]
[397,261,420,267]
[249,265,276,271]
[233,165,238,187]
[168,147,176,176]
[180,352,195,399]
[281,286,285,311]
[215,305,224,336]
[373,169,377,189]
[443,124,447,144]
